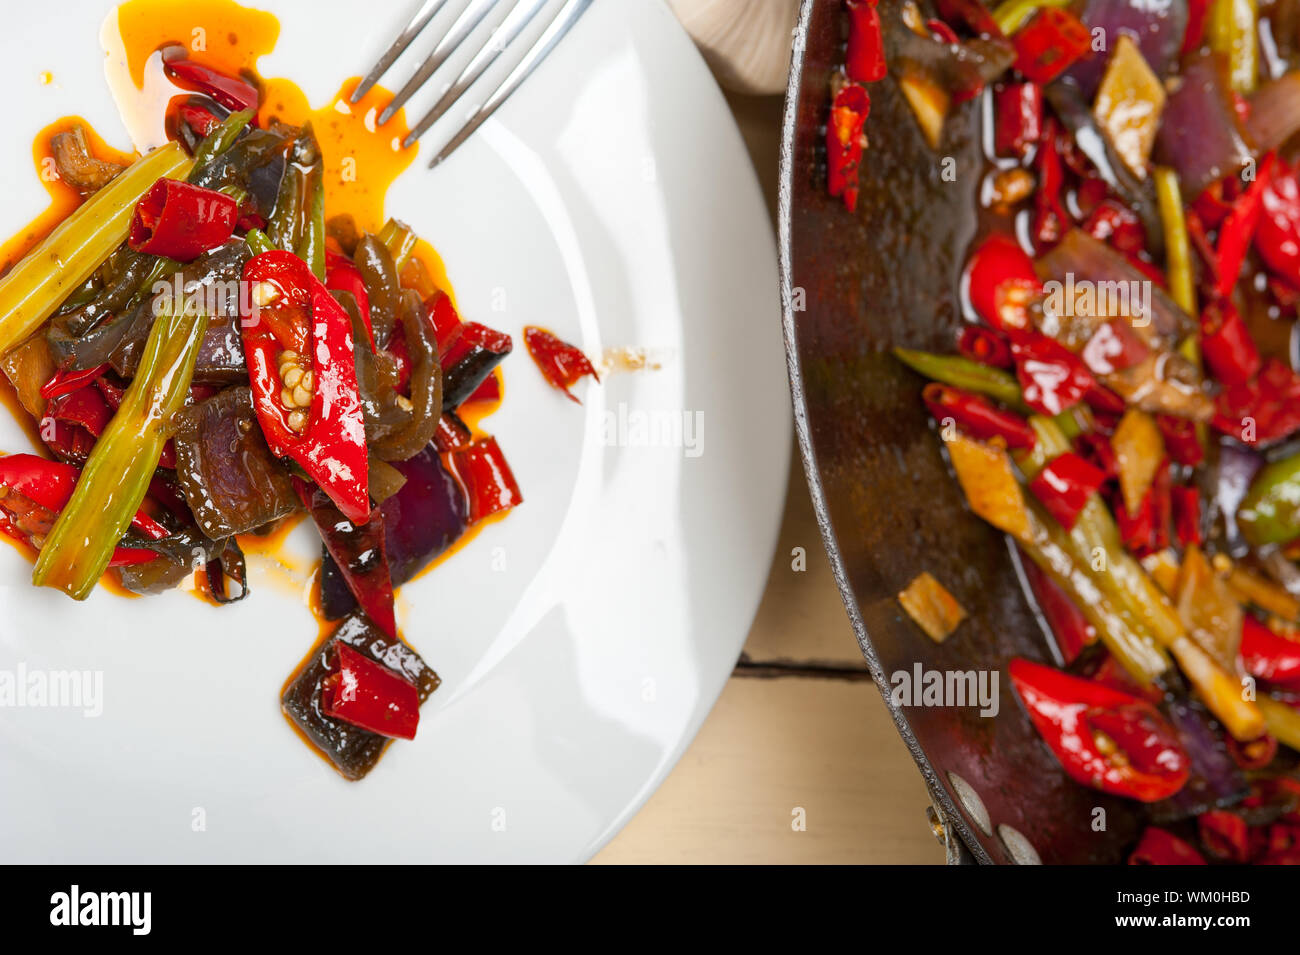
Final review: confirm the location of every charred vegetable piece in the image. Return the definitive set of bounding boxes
[523,326,598,403]
[897,571,967,642]
[50,126,124,193]
[370,291,442,462]
[241,250,370,524]
[172,386,297,537]
[442,322,514,410]
[281,613,439,780]
[353,235,401,349]
[320,643,419,740]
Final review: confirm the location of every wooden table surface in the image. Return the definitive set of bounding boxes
[592,92,945,865]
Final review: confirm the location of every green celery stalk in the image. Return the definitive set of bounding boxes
[1154,167,1197,317]
[1208,0,1260,94]
[32,303,209,599]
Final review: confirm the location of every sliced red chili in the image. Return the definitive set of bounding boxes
[1171,485,1203,547]
[1021,552,1096,663]
[827,82,871,213]
[957,325,1013,369]
[922,382,1036,448]
[994,82,1043,159]
[129,178,239,261]
[1156,414,1204,467]
[40,363,109,401]
[1202,300,1262,387]
[320,643,420,740]
[164,57,259,113]
[1011,334,1094,416]
[450,436,523,524]
[325,256,373,350]
[966,233,1042,331]
[845,0,887,83]
[1216,152,1276,300]
[1012,8,1092,84]
[1028,451,1106,530]
[1241,615,1300,686]
[1213,358,1300,446]
[1226,731,1278,771]
[1257,158,1300,288]
[1128,826,1208,865]
[1198,810,1251,863]
[523,326,599,404]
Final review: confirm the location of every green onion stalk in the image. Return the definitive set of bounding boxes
[378,218,417,273]
[32,302,209,599]
[893,347,1026,409]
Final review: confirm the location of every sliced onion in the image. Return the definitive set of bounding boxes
[1155,52,1256,197]
[1068,0,1189,98]
[1246,70,1300,153]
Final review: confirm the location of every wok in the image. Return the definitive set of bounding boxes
[778,0,1144,864]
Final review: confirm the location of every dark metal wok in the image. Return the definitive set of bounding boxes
[778,0,1145,864]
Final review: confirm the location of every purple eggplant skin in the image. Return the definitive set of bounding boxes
[1147,697,1250,824]
[320,444,468,619]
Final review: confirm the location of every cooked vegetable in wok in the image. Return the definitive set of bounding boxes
[832,0,1300,863]
[0,46,538,780]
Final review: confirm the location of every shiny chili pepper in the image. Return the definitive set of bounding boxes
[1201,299,1261,386]
[845,0,887,83]
[177,101,223,139]
[1198,810,1251,863]
[39,363,109,402]
[1157,415,1204,467]
[442,322,513,410]
[966,233,1042,331]
[1084,382,1126,415]
[241,250,370,524]
[432,412,473,453]
[40,383,114,466]
[450,436,523,525]
[464,372,501,406]
[922,382,1036,446]
[1080,320,1151,376]
[1150,459,1172,551]
[1217,153,1277,300]
[129,178,239,261]
[325,254,373,349]
[1213,358,1300,446]
[425,290,463,358]
[295,478,396,639]
[1011,334,1094,416]
[957,324,1013,368]
[994,82,1042,159]
[1009,658,1190,801]
[827,83,871,213]
[1183,0,1210,55]
[1021,551,1096,663]
[1171,484,1203,547]
[1241,615,1300,686]
[1075,431,1117,478]
[1033,119,1071,248]
[1028,451,1106,530]
[1084,200,1145,255]
[1012,8,1092,84]
[1128,826,1208,865]
[1226,731,1278,770]
[320,642,420,740]
[164,57,259,113]
[1257,158,1300,287]
[933,0,1004,37]
[1112,481,1156,554]
[523,326,599,404]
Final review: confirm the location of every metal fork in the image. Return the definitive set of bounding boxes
[352,0,594,169]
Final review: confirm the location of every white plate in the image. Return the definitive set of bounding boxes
[0,0,788,862]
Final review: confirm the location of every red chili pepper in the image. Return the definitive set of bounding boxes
[425,291,463,358]
[1226,731,1278,770]
[1084,200,1146,255]
[129,178,238,261]
[1021,551,1096,663]
[845,0,887,83]
[1257,159,1300,287]
[39,363,109,402]
[432,413,473,453]
[1198,810,1251,863]
[45,385,112,437]
[164,57,259,113]
[1216,153,1276,299]
[177,101,223,139]
[1213,358,1300,446]
[450,436,523,524]
[325,257,373,349]
[1080,319,1151,376]
[993,82,1043,159]
[1088,652,1166,703]
[1075,431,1117,478]
[463,372,501,406]
[1084,382,1127,415]
[827,83,871,212]
[1157,415,1204,467]
[1011,334,1094,416]
[1185,208,1222,287]
[1128,826,1208,865]
[1009,658,1190,801]
[1171,485,1203,547]
[523,326,599,404]
[1012,8,1092,84]
[1033,120,1071,248]
[1201,299,1261,386]
[1183,0,1210,55]
[1112,482,1156,554]
[933,0,1005,36]
[1028,451,1106,530]
[966,233,1042,331]
[1241,615,1300,686]
[922,382,1036,447]
[957,324,1013,368]
[320,643,420,740]
[441,321,513,409]
[1150,459,1172,551]
[295,478,396,639]
[241,250,370,524]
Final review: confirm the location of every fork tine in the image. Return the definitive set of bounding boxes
[427,0,594,169]
[377,0,500,127]
[403,0,550,148]
[351,0,451,104]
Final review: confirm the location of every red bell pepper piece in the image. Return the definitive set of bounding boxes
[295,478,396,639]
[426,291,464,358]
[463,372,501,406]
[1213,358,1300,446]
[177,101,223,139]
[1150,459,1172,550]
[1080,320,1151,377]
[1011,334,1094,416]
[1128,826,1208,865]
[1241,615,1300,686]
[241,250,370,524]
[994,82,1042,159]
[1226,731,1278,770]
[450,437,523,524]
[1028,451,1106,530]
[40,363,109,402]
[957,325,1013,368]
[1201,299,1261,386]
[320,643,420,740]
[965,233,1042,331]
[1257,159,1300,287]
[1156,415,1203,467]
[1084,200,1145,255]
[1198,810,1251,863]
[1012,8,1092,83]
[923,382,1036,447]
[324,256,373,349]
[45,385,112,438]
[1171,484,1202,547]
[1075,431,1117,478]
[523,326,599,404]
[1009,657,1190,801]
[1113,482,1156,554]
[432,413,473,453]
[1216,153,1276,300]
[129,179,239,261]
[827,83,871,213]
[1021,551,1096,663]
[164,58,259,113]
[845,0,887,83]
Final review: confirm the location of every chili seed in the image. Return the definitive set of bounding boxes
[282,366,304,389]
[252,281,280,307]
[292,384,313,408]
[287,410,308,432]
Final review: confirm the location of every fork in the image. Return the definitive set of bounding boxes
[352,0,595,169]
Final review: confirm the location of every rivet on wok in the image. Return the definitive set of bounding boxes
[997,824,1042,865]
[946,772,991,836]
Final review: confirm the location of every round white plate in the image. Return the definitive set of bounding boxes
[0,0,788,862]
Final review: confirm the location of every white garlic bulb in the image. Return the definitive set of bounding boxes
[668,0,801,95]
